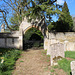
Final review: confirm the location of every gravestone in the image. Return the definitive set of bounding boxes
[50,43,65,66]
[71,61,75,75]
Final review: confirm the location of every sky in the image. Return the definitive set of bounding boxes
[57,0,75,16]
[53,0,75,21]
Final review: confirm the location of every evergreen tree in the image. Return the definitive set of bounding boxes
[72,17,75,31]
[56,1,73,32]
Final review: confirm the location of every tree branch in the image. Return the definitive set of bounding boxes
[1,12,12,31]
[3,0,19,15]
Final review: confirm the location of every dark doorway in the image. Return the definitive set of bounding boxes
[23,28,44,50]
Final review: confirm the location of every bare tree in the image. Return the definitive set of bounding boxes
[0,0,31,31]
[2,0,30,24]
[0,9,12,30]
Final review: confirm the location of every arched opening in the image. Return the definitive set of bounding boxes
[23,27,44,50]
[29,33,42,41]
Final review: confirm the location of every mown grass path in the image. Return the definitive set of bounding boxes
[12,49,50,75]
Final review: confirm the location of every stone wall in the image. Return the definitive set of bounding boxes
[0,30,23,49]
[0,26,75,51]
[1,38,19,48]
[44,32,75,55]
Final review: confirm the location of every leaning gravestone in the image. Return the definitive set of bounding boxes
[71,61,75,75]
[50,43,65,66]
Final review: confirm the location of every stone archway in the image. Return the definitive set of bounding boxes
[19,17,49,50]
[23,27,44,50]
[19,18,45,35]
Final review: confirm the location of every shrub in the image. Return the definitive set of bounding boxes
[40,43,44,46]
[0,49,22,75]
[0,63,7,72]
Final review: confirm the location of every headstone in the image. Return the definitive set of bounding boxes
[50,43,65,66]
[71,61,75,75]
[1,23,5,32]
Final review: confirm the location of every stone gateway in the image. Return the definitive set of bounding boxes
[0,17,75,52]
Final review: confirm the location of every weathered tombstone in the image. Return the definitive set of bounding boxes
[71,61,75,75]
[47,39,60,55]
[1,23,5,32]
[50,43,65,66]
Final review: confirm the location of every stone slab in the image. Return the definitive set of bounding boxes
[50,43,65,66]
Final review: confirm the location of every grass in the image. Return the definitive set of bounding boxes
[20,60,24,62]
[41,50,50,62]
[41,50,47,56]
[0,48,22,75]
[57,51,75,75]
[58,58,71,75]
[42,50,75,75]
[46,55,50,62]
[50,69,55,72]
[50,68,55,75]
[44,66,48,70]
[52,65,59,69]
[65,51,75,59]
